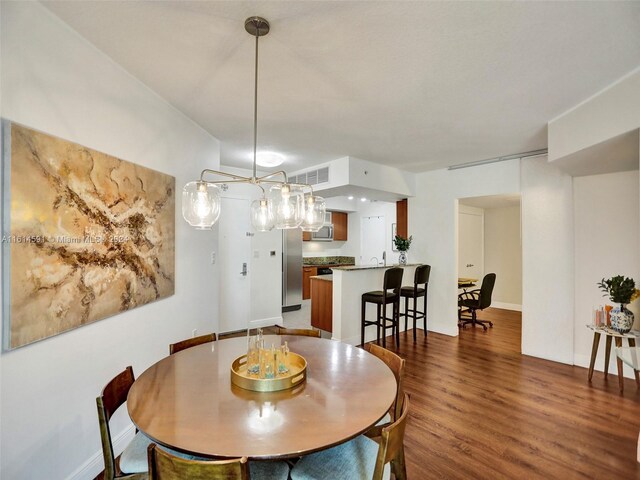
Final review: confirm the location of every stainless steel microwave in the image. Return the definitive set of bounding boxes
[311,225,333,241]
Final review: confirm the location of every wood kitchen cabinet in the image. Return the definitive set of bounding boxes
[302,231,311,242]
[332,212,348,241]
[311,278,332,332]
[302,266,317,300]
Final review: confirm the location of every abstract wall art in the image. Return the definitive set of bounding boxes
[2,121,175,349]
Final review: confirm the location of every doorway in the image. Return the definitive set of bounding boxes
[218,196,252,334]
[457,194,522,351]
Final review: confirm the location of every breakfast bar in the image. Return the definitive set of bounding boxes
[328,264,421,345]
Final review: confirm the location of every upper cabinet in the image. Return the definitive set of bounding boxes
[302,210,348,242]
[332,212,348,241]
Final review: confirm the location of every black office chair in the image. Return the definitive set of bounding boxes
[458,273,496,330]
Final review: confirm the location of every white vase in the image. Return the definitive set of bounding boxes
[611,304,634,334]
[398,251,407,265]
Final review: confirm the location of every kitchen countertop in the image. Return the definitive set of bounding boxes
[310,275,333,282]
[303,256,356,266]
[332,263,422,271]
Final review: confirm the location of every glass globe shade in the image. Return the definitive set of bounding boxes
[300,195,326,232]
[182,181,221,230]
[269,184,303,229]
[251,198,275,232]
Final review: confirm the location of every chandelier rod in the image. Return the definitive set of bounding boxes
[252,24,259,180]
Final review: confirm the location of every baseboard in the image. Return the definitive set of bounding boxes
[249,316,283,329]
[491,302,522,312]
[66,424,135,480]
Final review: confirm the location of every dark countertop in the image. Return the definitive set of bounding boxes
[303,256,356,266]
[332,264,422,271]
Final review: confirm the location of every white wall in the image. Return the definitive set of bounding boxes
[484,205,522,308]
[410,159,521,336]
[0,3,220,479]
[573,170,640,378]
[521,156,574,364]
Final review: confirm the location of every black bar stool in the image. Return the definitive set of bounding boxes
[400,264,431,341]
[361,267,404,348]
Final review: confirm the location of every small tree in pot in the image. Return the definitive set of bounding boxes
[393,235,412,265]
[597,275,637,333]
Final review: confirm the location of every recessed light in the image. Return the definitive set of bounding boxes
[347,196,354,200]
[360,197,367,202]
[256,151,284,168]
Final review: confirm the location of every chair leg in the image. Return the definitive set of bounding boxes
[395,300,400,349]
[424,289,428,336]
[380,303,386,348]
[412,294,417,342]
[404,295,409,332]
[361,298,366,347]
[377,303,382,346]
[392,445,408,480]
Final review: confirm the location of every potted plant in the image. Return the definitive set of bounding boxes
[393,235,412,265]
[597,275,636,333]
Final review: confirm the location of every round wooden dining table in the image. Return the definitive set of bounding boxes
[127,335,397,459]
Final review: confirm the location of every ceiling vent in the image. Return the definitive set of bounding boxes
[290,166,329,186]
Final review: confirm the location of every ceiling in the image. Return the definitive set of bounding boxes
[43,1,640,173]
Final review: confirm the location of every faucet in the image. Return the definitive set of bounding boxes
[382,251,386,266]
[370,257,379,266]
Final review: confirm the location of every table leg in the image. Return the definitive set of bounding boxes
[615,336,624,393]
[604,336,612,379]
[628,338,640,387]
[588,332,601,382]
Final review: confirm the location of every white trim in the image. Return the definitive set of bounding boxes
[491,302,522,312]
[66,424,136,480]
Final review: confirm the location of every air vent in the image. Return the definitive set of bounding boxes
[292,166,329,186]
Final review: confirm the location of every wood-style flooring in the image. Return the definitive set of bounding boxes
[386,308,640,480]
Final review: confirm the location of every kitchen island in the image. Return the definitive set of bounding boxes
[330,264,421,345]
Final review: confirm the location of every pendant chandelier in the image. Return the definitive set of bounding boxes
[182,16,326,232]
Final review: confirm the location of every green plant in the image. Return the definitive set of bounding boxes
[393,235,412,252]
[597,275,636,304]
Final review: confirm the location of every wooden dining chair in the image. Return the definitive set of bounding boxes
[147,444,291,480]
[169,333,217,355]
[97,367,198,479]
[290,393,410,480]
[148,444,248,479]
[365,344,405,424]
[275,326,321,338]
[97,366,147,480]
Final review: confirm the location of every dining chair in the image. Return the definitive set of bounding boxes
[361,267,404,348]
[399,264,431,341]
[275,326,321,338]
[169,332,217,355]
[97,367,194,479]
[147,444,291,480]
[365,344,405,425]
[458,273,496,330]
[290,393,410,480]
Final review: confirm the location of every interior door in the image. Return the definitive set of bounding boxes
[219,197,252,333]
[458,211,483,280]
[361,216,386,265]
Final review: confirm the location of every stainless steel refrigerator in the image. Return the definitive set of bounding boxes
[282,229,302,312]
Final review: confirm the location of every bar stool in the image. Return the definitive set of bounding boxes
[361,267,404,348]
[400,264,431,341]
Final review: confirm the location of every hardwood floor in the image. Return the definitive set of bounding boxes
[382,308,640,479]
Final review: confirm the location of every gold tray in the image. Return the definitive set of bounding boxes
[230,352,307,392]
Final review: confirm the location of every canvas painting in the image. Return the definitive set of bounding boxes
[2,121,175,349]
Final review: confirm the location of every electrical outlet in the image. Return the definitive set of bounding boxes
[210,251,216,264]
[192,329,197,338]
